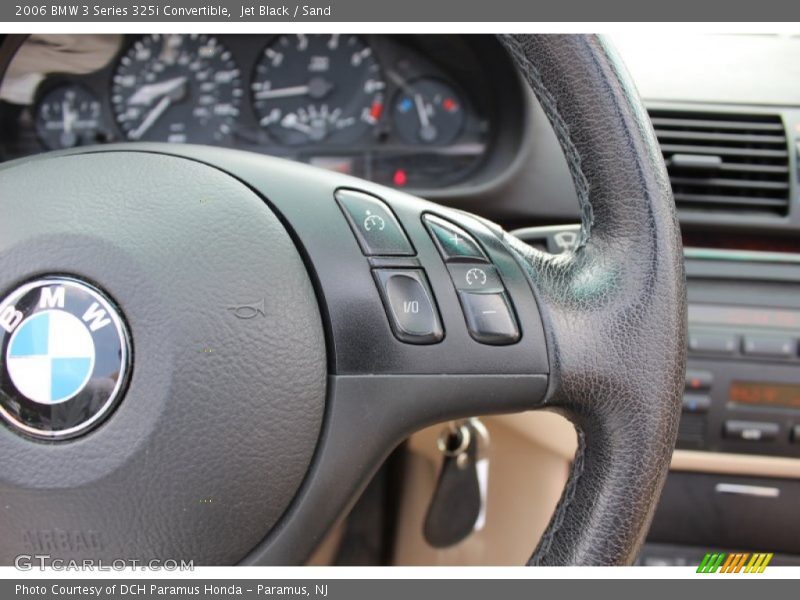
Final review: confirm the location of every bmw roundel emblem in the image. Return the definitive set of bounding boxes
[0,277,130,440]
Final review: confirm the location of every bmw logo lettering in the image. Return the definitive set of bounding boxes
[0,277,130,440]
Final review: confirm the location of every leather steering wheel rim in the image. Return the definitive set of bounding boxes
[0,33,686,566]
[500,34,687,564]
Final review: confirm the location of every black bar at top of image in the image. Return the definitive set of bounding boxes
[1,0,799,22]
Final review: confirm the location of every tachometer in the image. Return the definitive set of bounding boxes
[111,34,242,143]
[251,34,386,146]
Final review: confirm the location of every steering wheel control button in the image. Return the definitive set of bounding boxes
[423,214,488,262]
[447,263,504,293]
[458,292,520,345]
[724,420,779,442]
[373,269,443,344]
[336,188,414,256]
[0,277,130,440]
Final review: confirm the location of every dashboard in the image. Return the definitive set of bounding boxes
[0,34,525,192]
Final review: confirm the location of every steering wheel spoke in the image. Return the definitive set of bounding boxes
[197,150,554,564]
[247,371,546,564]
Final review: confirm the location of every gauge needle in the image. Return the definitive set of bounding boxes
[255,78,333,101]
[255,85,310,100]
[414,93,439,143]
[389,70,430,124]
[387,69,412,93]
[127,78,187,140]
[61,101,76,133]
[127,76,187,106]
[414,94,431,128]
[280,112,313,135]
[129,95,172,140]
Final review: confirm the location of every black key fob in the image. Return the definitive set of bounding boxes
[423,420,488,548]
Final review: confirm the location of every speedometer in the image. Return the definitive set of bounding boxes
[251,34,386,146]
[112,34,242,143]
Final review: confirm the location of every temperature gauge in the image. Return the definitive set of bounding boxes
[392,78,465,145]
[35,84,104,150]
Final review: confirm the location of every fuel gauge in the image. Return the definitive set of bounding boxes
[35,84,104,150]
[392,78,465,145]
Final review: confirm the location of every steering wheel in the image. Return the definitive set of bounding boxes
[0,34,686,566]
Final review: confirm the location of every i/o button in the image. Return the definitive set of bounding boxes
[373,269,443,344]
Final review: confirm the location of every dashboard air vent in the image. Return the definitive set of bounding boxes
[648,109,790,216]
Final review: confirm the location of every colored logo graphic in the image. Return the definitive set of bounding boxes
[697,552,773,573]
[6,310,95,404]
[0,278,130,439]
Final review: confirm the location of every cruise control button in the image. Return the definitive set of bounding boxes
[447,263,504,293]
[373,269,443,344]
[337,189,414,256]
[458,292,519,345]
[423,214,488,262]
[724,420,779,442]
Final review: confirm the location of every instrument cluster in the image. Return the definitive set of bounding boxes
[0,34,517,191]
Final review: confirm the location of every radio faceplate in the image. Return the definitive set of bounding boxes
[681,314,800,457]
